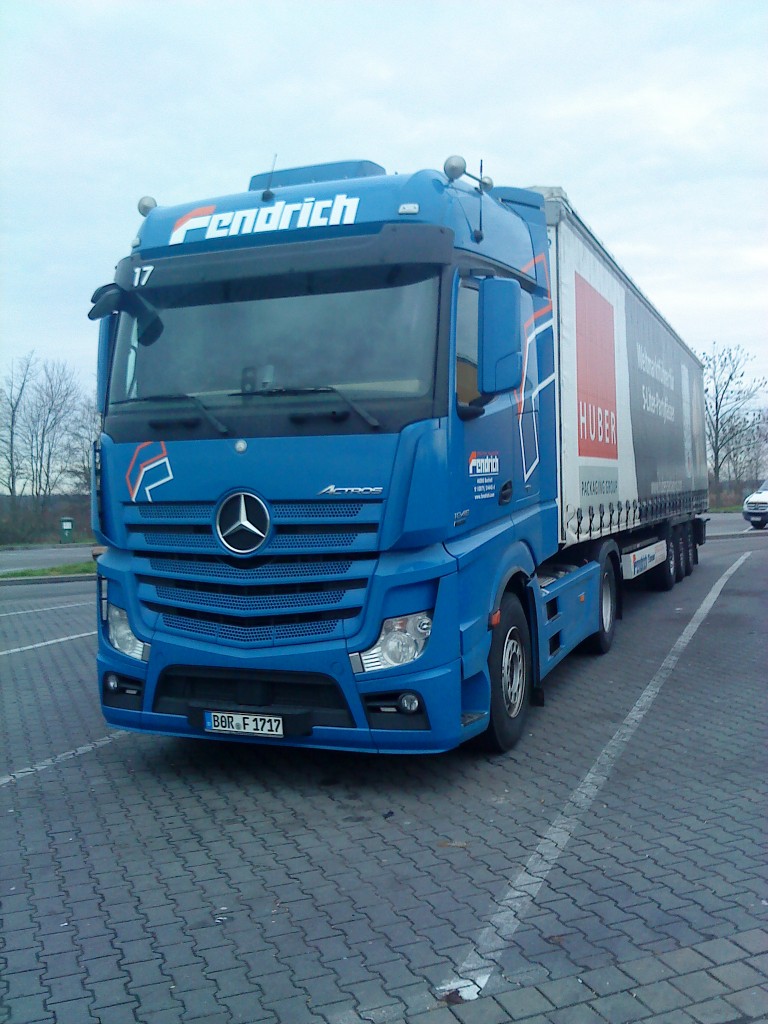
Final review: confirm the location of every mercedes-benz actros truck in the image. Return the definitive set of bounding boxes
[89,157,708,754]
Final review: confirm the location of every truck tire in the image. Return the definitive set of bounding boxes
[751,521,766,530]
[674,527,685,582]
[481,593,532,753]
[652,531,676,591]
[683,524,695,576]
[587,551,617,654]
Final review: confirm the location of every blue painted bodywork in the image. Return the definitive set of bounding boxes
[93,161,599,753]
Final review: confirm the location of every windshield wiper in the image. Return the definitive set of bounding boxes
[230,386,380,429]
[112,393,230,435]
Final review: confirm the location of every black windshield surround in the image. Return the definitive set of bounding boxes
[104,225,456,442]
[106,263,447,441]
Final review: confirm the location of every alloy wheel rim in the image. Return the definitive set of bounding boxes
[501,627,524,717]
[601,572,613,632]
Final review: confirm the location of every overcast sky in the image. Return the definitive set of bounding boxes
[1,0,766,394]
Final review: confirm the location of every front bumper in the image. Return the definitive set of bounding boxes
[95,516,500,753]
[743,509,768,527]
[98,648,484,754]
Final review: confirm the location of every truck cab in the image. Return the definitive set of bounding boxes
[90,159,560,753]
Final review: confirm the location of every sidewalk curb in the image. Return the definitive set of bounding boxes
[0,573,97,587]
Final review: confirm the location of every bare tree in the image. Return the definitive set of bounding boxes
[19,360,84,508]
[701,343,767,504]
[0,352,38,502]
[725,409,765,492]
[68,395,102,495]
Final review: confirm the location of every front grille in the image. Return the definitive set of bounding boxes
[154,665,354,727]
[153,582,358,612]
[149,554,356,580]
[124,499,382,646]
[138,502,213,519]
[158,610,346,644]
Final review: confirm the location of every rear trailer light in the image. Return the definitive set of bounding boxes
[356,612,433,672]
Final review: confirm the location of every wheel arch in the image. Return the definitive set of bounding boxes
[490,542,537,615]
[488,546,539,690]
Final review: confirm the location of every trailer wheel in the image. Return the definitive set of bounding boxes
[674,527,685,582]
[652,531,676,591]
[481,594,532,753]
[683,524,695,576]
[587,553,617,654]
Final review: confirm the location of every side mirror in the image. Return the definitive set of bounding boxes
[96,314,116,411]
[478,277,523,394]
[89,283,124,321]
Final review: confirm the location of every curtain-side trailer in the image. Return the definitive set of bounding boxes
[539,184,708,592]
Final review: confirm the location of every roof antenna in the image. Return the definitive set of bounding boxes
[474,159,485,243]
[262,154,278,201]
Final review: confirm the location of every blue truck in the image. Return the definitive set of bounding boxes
[89,157,708,754]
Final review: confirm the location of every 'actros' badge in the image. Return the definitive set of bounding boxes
[216,492,270,554]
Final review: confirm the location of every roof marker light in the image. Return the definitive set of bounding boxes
[138,196,157,217]
[443,156,494,192]
[444,155,466,181]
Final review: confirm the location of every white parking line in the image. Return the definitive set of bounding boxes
[0,631,97,657]
[0,733,127,788]
[0,602,92,618]
[438,551,752,1002]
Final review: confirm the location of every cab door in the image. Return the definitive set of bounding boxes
[451,275,539,536]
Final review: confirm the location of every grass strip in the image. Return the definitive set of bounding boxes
[0,562,96,579]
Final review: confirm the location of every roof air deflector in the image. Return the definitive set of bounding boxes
[249,161,386,192]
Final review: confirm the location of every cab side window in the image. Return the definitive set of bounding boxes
[456,284,479,404]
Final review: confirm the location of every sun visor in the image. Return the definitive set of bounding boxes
[114,224,455,292]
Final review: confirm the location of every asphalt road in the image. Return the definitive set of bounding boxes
[705,512,768,537]
[0,531,766,1024]
[0,545,95,574]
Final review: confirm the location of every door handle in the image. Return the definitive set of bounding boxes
[499,480,513,505]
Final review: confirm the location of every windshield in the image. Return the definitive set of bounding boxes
[107,265,441,438]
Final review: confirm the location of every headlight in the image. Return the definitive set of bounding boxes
[107,604,148,660]
[359,612,433,672]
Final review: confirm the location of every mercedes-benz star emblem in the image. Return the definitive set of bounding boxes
[216,492,270,555]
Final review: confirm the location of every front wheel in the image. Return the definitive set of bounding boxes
[587,554,617,654]
[481,594,532,753]
[751,521,767,530]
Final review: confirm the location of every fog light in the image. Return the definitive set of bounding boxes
[397,692,421,714]
[358,611,433,672]
[106,673,119,692]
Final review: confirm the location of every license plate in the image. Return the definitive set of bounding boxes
[204,710,283,737]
